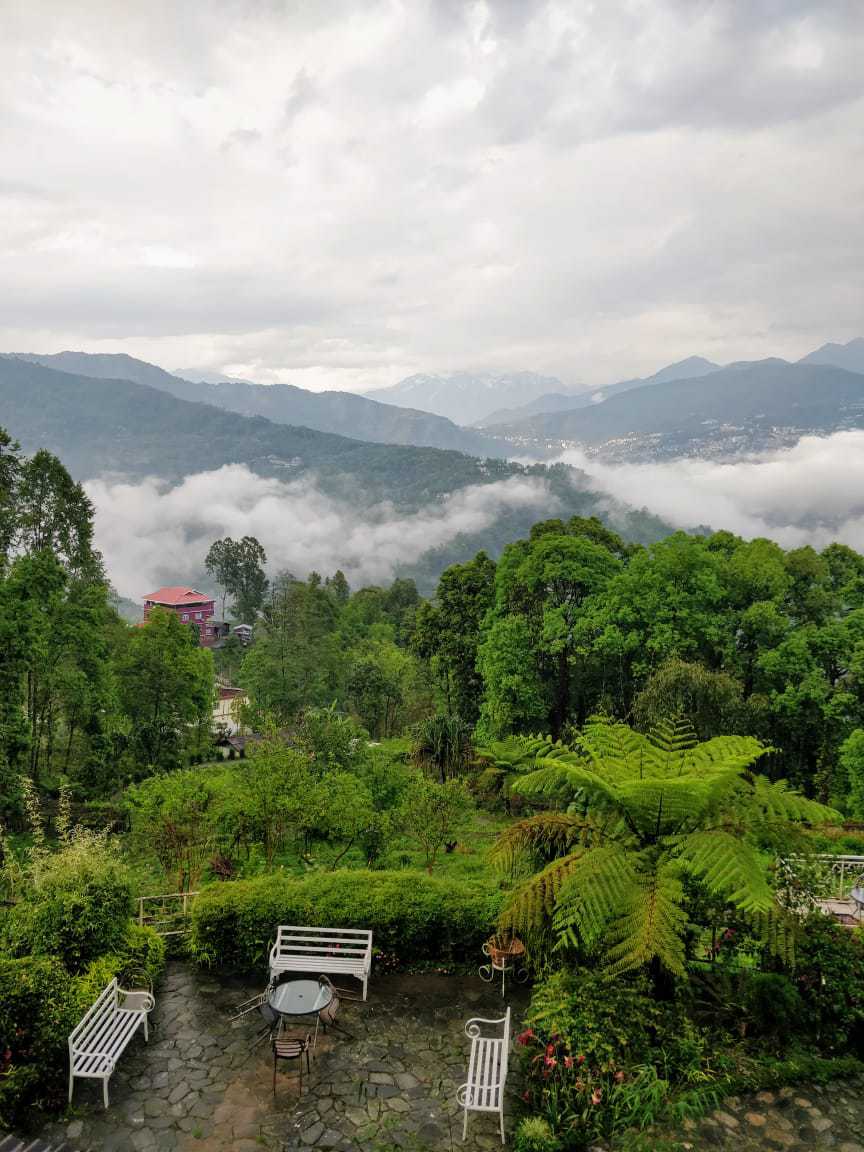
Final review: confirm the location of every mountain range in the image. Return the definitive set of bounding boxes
[490,358,864,460]
[362,370,575,425]
[478,356,720,426]
[12,352,506,458]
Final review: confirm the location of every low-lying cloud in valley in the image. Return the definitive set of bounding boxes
[558,431,864,550]
[85,466,552,599]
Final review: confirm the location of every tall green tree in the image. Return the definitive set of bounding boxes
[413,551,496,721]
[117,608,214,772]
[239,573,338,720]
[205,535,269,622]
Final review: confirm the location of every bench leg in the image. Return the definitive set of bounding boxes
[103,1077,110,1109]
[499,1104,505,1144]
[68,1068,74,1104]
[363,973,368,1002]
[462,1105,469,1142]
[144,1014,149,1041]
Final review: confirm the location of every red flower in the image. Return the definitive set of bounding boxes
[544,1055,557,1068]
[591,1088,603,1105]
[521,1090,530,1102]
[546,1042,555,1056]
[516,1029,535,1047]
[577,1053,585,1065]
[564,1055,574,1069]
[614,1070,625,1083]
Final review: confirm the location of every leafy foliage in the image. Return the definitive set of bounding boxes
[495,717,837,975]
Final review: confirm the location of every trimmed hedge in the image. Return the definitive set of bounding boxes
[189,869,504,971]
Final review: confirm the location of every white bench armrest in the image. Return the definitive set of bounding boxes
[464,1016,507,1039]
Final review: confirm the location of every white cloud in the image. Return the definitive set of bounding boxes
[85,465,552,598]
[0,2,861,389]
[556,430,864,550]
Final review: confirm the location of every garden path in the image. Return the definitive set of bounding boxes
[43,961,530,1152]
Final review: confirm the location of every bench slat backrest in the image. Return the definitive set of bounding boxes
[465,1007,510,1110]
[273,926,372,961]
[69,980,118,1051]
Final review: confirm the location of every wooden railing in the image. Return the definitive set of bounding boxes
[137,891,200,936]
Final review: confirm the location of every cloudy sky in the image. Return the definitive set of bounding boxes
[1,0,862,392]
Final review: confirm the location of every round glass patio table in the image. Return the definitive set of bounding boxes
[268,979,333,1018]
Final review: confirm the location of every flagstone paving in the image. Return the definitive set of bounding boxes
[37,961,864,1152]
[661,1077,864,1151]
[44,961,529,1152]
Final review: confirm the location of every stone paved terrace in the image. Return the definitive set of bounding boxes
[666,1078,864,1151]
[44,961,530,1152]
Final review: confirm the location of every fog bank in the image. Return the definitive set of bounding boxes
[85,465,551,599]
[557,431,864,550]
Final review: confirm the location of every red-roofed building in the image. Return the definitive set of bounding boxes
[142,587,229,648]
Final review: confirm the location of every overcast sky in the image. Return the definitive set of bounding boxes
[1,1,862,392]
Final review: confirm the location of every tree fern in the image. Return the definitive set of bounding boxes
[490,715,838,977]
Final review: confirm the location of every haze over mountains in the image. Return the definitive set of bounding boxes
[362,371,575,425]
[490,358,864,461]
[478,356,721,427]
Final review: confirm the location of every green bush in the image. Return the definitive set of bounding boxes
[4,832,133,973]
[0,955,77,1127]
[189,868,503,971]
[792,915,864,1051]
[0,924,164,1128]
[520,969,713,1145]
[513,1116,563,1152]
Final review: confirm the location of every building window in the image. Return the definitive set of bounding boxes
[195,612,203,620]
[181,613,189,621]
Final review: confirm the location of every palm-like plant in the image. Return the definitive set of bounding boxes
[492,716,837,976]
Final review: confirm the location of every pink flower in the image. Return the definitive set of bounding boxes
[591,1088,603,1105]
[546,1043,555,1056]
[577,1053,585,1065]
[614,1070,625,1084]
[544,1055,557,1068]
[564,1056,574,1070]
[516,1029,535,1047]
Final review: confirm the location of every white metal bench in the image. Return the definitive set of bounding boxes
[268,926,373,1001]
[457,1008,511,1144]
[68,978,154,1108]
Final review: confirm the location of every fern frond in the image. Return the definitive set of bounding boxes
[513,760,623,814]
[602,860,688,976]
[498,850,586,936]
[750,777,840,825]
[674,830,774,913]
[552,843,637,950]
[490,812,597,875]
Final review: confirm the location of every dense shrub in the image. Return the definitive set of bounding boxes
[513,1116,563,1152]
[792,914,864,1050]
[0,925,164,1129]
[189,868,503,970]
[0,955,76,1127]
[520,969,713,1145]
[3,831,133,973]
